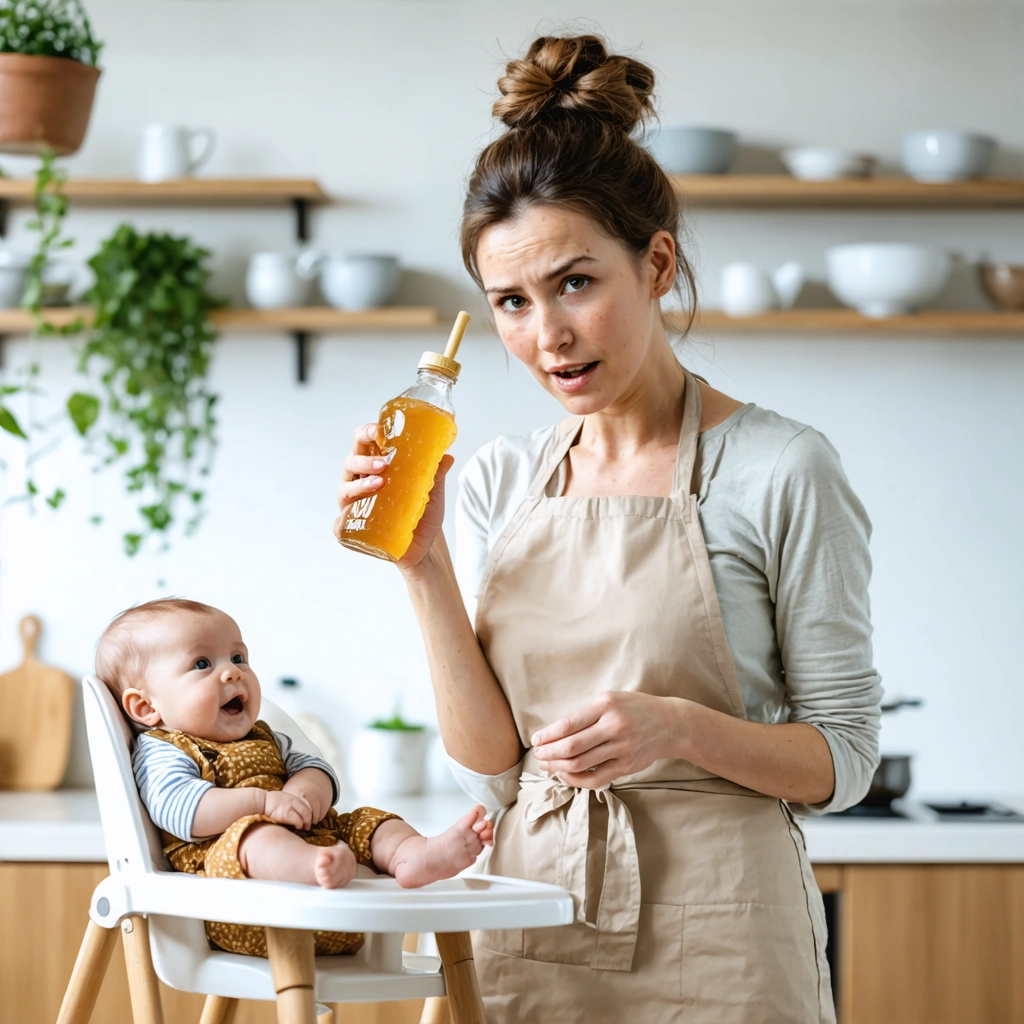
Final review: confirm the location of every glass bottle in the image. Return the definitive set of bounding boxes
[337,312,468,562]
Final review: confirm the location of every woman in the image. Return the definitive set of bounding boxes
[337,35,880,1023]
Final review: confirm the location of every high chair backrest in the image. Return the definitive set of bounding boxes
[82,675,326,876]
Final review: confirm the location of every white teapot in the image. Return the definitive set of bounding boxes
[719,261,805,317]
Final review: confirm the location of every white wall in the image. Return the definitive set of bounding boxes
[0,0,1021,798]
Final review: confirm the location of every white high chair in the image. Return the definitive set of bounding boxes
[58,676,572,1024]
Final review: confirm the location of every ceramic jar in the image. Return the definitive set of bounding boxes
[245,252,313,309]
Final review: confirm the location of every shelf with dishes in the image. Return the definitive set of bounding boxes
[0,305,442,381]
[0,177,329,239]
[670,175,1024,208]
[680,309,1024,335]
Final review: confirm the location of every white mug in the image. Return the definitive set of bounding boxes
[246,252,312,309]
[720,262,776,316]
[137,123,215,182]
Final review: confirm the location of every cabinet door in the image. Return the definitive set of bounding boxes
[841,865,1024,1024]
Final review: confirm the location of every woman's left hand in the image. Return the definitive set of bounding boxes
[531,691,688,789]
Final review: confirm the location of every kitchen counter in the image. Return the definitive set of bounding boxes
[3,788,1024,864]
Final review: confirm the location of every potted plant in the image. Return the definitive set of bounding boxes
[348,706,429,800]
[0,0,102,155]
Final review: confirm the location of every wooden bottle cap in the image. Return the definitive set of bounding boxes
[419,310,470,379]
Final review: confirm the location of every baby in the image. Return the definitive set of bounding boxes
[96,597,492,957]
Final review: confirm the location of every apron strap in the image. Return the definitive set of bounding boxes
[526,416,584,498]
[672,367,704,499]
[520,772,641,972]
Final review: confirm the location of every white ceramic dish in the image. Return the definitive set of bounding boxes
[826,243,952,317]
[647,126,737,175]
[900,130,996,182]
[246,252,312,309]
[297,252,400,310]
[0,251,33,308]
[781,147,874,181]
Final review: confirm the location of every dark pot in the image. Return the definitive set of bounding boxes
[861,754,912,807]
[0,53,101,156]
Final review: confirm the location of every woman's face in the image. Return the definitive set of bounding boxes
[476,205,676,416]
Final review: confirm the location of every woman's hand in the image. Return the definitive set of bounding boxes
[531,691,688,790]
[333,422,454,571]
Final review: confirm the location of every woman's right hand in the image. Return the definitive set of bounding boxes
[334,422,454,571]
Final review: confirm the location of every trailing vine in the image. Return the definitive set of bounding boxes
[71,226,222,555]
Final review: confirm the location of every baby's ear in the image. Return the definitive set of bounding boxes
[122,689,162,728]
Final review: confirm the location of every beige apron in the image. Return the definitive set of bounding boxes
[472,370,835,1023]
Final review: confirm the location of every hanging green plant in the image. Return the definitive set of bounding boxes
[69,226,224,555]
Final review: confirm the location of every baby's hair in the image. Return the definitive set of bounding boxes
[96,597,220,703]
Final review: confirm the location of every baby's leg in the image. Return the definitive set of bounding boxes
[239,822,357,889]
[370,805,493,888]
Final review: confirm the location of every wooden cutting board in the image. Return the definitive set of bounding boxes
[0,615,76,790]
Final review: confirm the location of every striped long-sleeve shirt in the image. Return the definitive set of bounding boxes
[132,729,340,842]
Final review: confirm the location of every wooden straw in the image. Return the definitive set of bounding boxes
[444,311,471,361]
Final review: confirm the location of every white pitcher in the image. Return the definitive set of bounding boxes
[137,124,215,182]
[720,261,805,316]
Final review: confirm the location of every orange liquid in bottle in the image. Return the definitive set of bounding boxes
[339,396,458,562]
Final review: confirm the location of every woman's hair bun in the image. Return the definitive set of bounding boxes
[493,35,655,133]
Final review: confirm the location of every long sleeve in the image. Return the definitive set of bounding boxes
[765,427,883,813]
[132,734,213,841]
[274,729,341,806]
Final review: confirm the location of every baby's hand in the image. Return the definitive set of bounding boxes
[263,790,313,831]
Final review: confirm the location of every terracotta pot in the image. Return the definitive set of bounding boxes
[0,53,100,156]
[979,262,1024,310]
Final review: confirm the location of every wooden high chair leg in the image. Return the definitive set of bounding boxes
[265,927,317,1024]
[122,915,165,1024]
[419,995,451,1023]
[434,932,485,1024]
[199,995,239,1024]
[56,921,119,1024]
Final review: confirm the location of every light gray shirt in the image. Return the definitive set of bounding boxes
[452,403,882,815]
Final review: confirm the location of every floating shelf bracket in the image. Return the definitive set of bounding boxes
[293,330,310,383]
[292,198,309,243]
[0,199,8,239]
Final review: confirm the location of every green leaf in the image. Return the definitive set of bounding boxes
[0,406,26,439]
[89,515,103,525]
[67,392,100,436]
[123,533,143,557]
[45,488,66,509]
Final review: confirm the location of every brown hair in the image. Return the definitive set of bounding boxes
[461,34,697,333]
[96,598,219,701]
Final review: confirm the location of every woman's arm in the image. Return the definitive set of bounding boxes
[532,690,835,803]
[402,533,523,775]
[336,424,522,776]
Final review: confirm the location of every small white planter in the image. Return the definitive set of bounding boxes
[349,727,429,801]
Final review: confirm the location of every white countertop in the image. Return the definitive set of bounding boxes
[3,789,1024,865]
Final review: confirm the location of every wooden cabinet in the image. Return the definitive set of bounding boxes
[2,861,1022,1024]
[837,865,1024,1024]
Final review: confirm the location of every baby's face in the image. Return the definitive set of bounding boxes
[122,609,261,742]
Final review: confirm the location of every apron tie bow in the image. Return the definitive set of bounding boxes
[520,772,641,972]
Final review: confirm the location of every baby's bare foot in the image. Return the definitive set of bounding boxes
[392,806,492,889]
[314,843,358,889]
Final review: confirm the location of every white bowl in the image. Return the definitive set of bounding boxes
[781,147,874,181]
[0,250,33,308]
[647,126,737,174]
[826,243,952,317]
[297,252,400,310]
[900,130,996,182]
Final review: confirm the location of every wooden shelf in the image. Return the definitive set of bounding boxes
[676,308,1024,334]
[0,305,439,332]
[0,306,442,382]
[671,175,1024,208]
[0,177,328,206]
